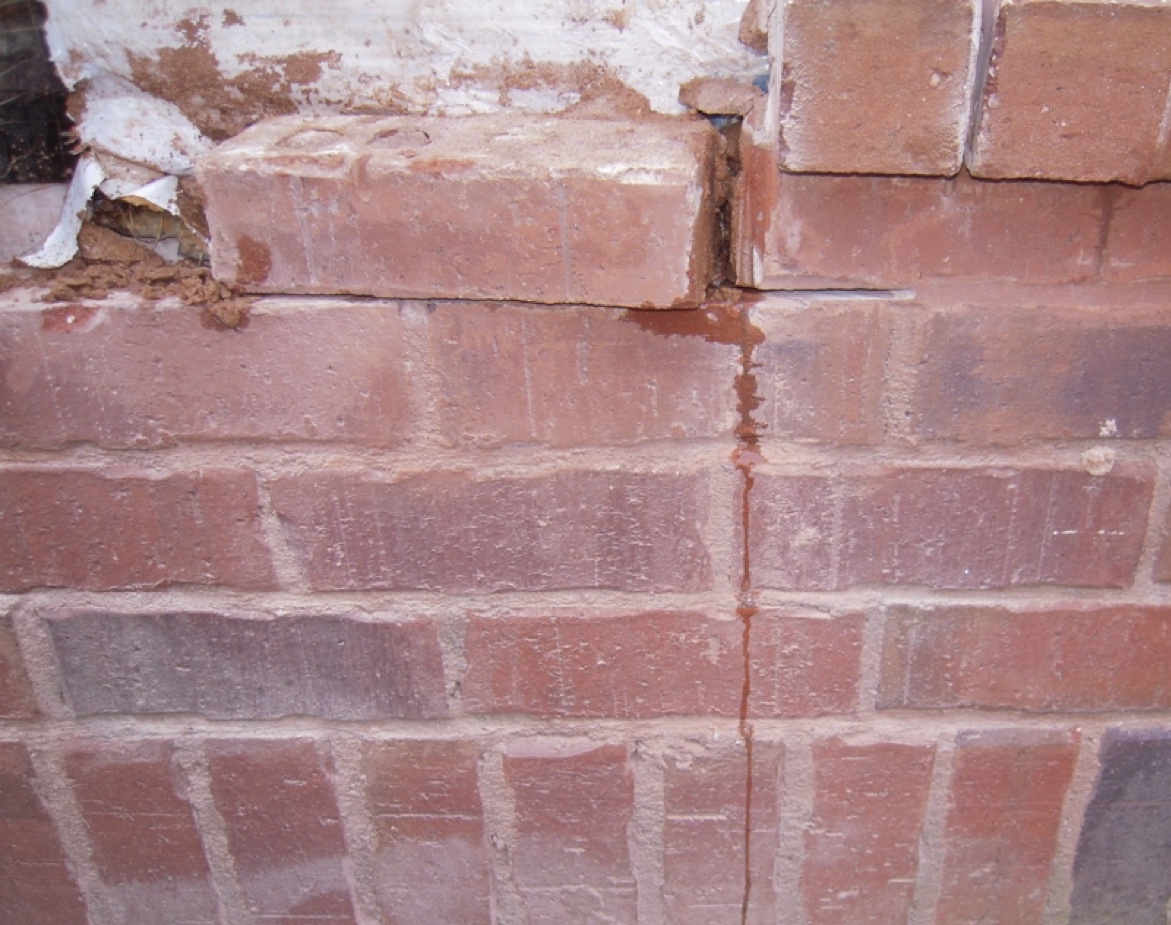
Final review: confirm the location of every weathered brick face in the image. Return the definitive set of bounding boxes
[7,21,1171,922]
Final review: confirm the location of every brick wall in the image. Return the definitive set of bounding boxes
[2,271,1170,923]
[5,2,1171,923]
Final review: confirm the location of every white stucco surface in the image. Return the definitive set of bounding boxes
[45,0,764,117]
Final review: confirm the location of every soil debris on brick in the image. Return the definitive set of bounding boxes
[2,222,252,329]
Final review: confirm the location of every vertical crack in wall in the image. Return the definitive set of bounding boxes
[628,293,765,925]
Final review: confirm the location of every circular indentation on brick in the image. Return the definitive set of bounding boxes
[281,128,346,151]
[369,128,432,150]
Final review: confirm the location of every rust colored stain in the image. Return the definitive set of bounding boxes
[629,294,765,925]
[41,305,99,332]
[236,236,272,286]
[128,13,340,140]
[448,59,654,120]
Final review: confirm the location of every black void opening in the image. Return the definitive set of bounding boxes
[1,0,73,182]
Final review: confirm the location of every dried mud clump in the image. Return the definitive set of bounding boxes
[11,223,253,330]
[128,12,339,140]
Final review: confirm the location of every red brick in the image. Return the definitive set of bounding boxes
[879,605,1171,712]
[0,302,409,449]
[936,730,1079,925]
[748,612,864,717]
[271,469,711,592]
[749,465,1153,590]
[0,469,276,592]
[464,611,740,718]
[464,610,860,719]
[663,743,783,925]
[912,306,1171,442]
[1158,520,1171,583]
[1104,184,1171,282]
[969,0,1171,184]
[504,743,636,923]
[775,0,978,175]
[802,739,936,925]
[206,739,355,925]
[361,740,490,925]
[200,114,719,309]
[732,138,1104,290]
[0,613,37,718]
[427,302,738,448]
[0,742,87,925]
[64,740,217,923]
[46,610,446,720]
[753,302,891,445]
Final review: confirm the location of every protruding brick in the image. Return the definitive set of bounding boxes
[464,610,861,719]
[936,730,1079,925]
[504,743,636,923]
[0,302,410,449]
[1070,730,1171,923]
[912,307,1171,442]
[774,0,978,175]
[201,114,719,308]
[206,739,355,925]
[0,742,87,925]
[0,613,37,718]
[271,469,711,593]
[970,0,1171,184]
[0,469,276,592]
[47,610,446,721]
[64,741,217,924]
[803,739,935,925]
[879,605,1171,712]
[750,466,1153,590]
[733,139,1105,289]
[427,301,738,448]
[663,743,783,925]
[362,741,490,925]
[753,302,891,445]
